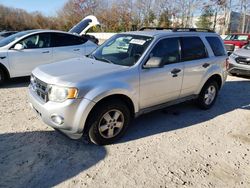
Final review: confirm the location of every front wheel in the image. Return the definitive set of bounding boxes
[87,100,131,145]
[197,81,219,110]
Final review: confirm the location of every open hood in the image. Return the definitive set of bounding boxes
[69,15,100,36]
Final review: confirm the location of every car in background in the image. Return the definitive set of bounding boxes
[0,15,100,84]
[228,43,250,77]
[0,31,18,40]
[224,33,250,54]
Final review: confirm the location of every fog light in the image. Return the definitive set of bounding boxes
[51,115,64,125]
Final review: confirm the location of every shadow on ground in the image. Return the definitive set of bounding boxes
[120,79,250,143]
[0,131,106,188]
[0,76,30,89]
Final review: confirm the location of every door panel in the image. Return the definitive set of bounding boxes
[139,37,183,109]
[179,36,210,97]
[8,33,52,77]
[52,45,84,62]
[140,63,184,109]
[52,33,87,62]
[180,58,211,97]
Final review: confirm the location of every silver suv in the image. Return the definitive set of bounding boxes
[29,28,228,145]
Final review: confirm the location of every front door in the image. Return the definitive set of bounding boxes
[139,37,184,109]
[8,33,52,77]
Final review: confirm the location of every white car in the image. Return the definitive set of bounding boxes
[0,15,99,84]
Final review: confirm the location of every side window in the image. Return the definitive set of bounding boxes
[19,33,51,49]
[150,38,180,65]
[181,37,207,61]
[53,33,87,47]
[206,37,226,56]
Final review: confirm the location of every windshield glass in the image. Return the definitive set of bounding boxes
[89,34,153,66]
[0,30,35,47]
[224,34,248,41]
[244,43,250,50]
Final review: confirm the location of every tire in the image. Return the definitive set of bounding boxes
[197,81,219,110]
[87,99,131,145]
[0,68,6,85]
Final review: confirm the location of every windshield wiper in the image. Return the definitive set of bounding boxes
[95,56,114,64]
[87,54,114,64]
[86,54,96,60]
[100,57,114,64]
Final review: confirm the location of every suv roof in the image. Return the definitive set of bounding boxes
[125,27,218,37]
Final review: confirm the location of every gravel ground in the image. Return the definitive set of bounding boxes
[0,75,249,188]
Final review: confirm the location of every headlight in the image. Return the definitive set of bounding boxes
[230,53,238,59]
[48,85,78,102]
[30,74,36,90]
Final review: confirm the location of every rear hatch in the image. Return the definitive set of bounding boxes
[68,15,100,36]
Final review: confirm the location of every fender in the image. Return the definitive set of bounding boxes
[83,81,139,113]
[195,63,224,94]
[74,82,139,133]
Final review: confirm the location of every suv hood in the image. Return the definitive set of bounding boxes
[33,57,127,86]
[69,15,100,36]
[234,48,250,57]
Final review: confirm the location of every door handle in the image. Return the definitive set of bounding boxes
[202,63,210,68]
[42,51,50,54]
[0,56,6,59]
[171,68,181,77]
[73,49,80,51]
[171,68,181,74]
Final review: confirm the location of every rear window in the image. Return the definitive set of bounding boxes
[206,37,225,56]
[181,37,207,61]
[52,33,87,47]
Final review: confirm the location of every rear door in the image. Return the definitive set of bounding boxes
[179,36,211,97]
[51,33,88,62]
[8,33,52,77]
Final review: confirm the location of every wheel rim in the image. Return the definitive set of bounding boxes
[204,85,216,105]
[98,109,125,139]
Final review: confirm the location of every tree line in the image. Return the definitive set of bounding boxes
[0,0,249,34]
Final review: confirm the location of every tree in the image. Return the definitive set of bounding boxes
[196,6,214,29]
[158,10,171,27]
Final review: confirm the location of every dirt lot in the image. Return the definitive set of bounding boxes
[0,75,249,188]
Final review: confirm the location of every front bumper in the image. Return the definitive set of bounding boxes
[228,57,250,76]
[28,85,95,139]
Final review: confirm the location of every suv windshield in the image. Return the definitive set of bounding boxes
[0,30,35,47]
[224,34,248,41]
[244,43,250,50]
[90,34,153,66]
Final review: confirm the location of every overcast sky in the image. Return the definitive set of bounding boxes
[0,0,68,16]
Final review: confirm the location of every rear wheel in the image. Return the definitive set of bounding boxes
[0,68,6,85]
[197,81,219,110]
[87,100,131,145]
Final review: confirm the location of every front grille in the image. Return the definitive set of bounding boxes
[225,44,235,52]
[31,76,49,102]
[235,56,250,65]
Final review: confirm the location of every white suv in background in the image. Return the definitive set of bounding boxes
[0,15,99,84]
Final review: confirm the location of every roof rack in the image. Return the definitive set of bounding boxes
[139,27,215,33]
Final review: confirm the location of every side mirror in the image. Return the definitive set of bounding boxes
[227,52,232,56]
[14,43,24,50]
[143,57,164,69]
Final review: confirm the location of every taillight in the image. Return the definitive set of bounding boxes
[225,58,229,70]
